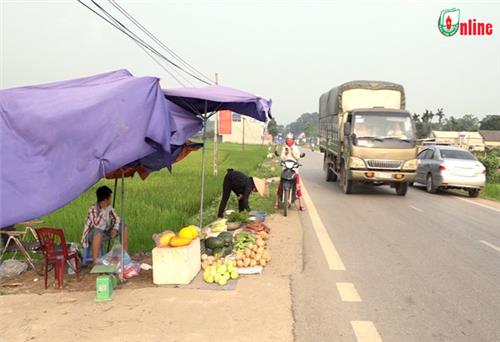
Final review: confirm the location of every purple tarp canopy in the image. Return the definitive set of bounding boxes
[164,85,272,121]
[0,69,200,227]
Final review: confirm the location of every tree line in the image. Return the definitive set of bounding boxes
[268,111,500,140]
[412,111,499,138]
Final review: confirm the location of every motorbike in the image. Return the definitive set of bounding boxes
[275,150,305,216]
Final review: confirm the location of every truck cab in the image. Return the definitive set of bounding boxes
[340,108,418,194]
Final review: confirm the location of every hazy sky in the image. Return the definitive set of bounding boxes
[1,0,499,124]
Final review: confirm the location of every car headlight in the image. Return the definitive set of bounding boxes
[348,156,366,168]
[402,159,418,170]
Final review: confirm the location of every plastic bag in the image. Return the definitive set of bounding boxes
[96,243,140,279]
[0,260,28,278]
[96,243,131,267]
[123,262,141,279]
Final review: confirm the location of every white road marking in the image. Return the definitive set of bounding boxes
[479,240,500,253]
[409,205,423,212]
[351,321,383,342]
[301,182,346,271]
[454,196,500,213]
[336,282,362,302]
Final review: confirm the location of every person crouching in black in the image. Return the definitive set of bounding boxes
[217,169,268,218]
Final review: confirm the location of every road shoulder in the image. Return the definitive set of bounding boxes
[0,212,304,342]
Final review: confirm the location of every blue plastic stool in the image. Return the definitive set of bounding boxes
[82,244,105,265]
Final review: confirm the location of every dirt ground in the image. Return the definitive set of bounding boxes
[0,255,154,295]
[0,212,303,342]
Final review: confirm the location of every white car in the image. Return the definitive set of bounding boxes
[414,146,486,197]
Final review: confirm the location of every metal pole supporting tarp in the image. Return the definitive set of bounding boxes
[112,178,118,207]
[199,101,208,228]
[120,169,125,281]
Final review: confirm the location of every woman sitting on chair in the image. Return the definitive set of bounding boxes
[81,186,128,264]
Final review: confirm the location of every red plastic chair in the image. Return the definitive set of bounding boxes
[35,228,80,289]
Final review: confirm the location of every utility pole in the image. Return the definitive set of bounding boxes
[213,73,219,176]
[242,116,245,152]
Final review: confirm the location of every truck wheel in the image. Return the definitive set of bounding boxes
[395,182,409,196]
[326,165,337,182]
[468,189,480,198]
[426,174,436,194]
[340,165,353,194]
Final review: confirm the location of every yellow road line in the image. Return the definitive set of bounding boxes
[351,321,383,342]
[301,182,346,271]
[479,240,500,253]
[336,282,362,302]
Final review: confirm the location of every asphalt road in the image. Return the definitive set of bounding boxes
[292,151,500,342]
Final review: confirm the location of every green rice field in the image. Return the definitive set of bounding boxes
[41,143,278,253]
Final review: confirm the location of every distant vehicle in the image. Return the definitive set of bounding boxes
[319,80,418,196]
[413,145,486,197]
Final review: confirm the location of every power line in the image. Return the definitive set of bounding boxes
[89,0,195,86]
[108,0,213,84]
[77,0,187,86]
[77,0,210,86]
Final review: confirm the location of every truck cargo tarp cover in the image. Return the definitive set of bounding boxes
[320,80,405,117]
[0,69,184,227]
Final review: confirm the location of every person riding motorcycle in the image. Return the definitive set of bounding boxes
[275,133,305,210]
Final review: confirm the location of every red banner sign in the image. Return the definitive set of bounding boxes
[219,110,232,135]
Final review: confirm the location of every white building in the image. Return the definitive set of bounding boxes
[221,113,271,145]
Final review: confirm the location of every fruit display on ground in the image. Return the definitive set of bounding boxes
[153,225,199,248]
[200,215,272,285]
[234,234,271,268]
[204,231,233,257]
[202,259,239,286]
[243,222,270,235]
[210,219,228,233]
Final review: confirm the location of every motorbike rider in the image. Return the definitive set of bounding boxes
[275,133,305,211]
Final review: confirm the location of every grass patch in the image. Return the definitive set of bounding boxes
[481,183,500,202]
[41,143,276,253]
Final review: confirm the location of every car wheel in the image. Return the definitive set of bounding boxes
[468,189,480,198]
[426,174,436,194]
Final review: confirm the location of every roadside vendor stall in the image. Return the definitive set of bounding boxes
[0,70,274,294]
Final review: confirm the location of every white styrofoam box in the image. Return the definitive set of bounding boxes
[152,238,200,285]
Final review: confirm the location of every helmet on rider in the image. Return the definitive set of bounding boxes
[285,133,294,147]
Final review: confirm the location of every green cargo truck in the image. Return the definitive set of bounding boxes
[319,80,418,195]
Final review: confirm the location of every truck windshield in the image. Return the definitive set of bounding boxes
[352,112,416,148]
